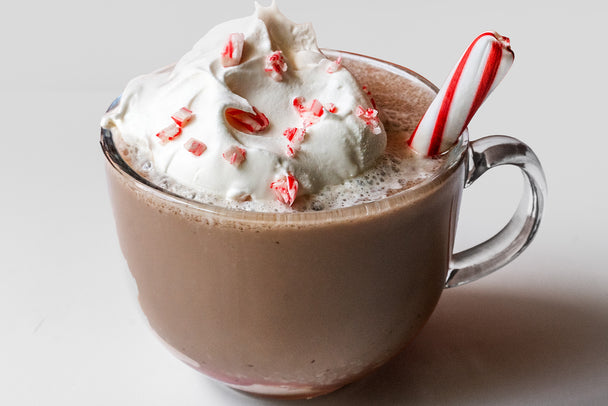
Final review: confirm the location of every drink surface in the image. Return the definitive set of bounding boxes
[113,55,448,212]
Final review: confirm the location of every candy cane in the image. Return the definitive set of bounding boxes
[408,32,514,156]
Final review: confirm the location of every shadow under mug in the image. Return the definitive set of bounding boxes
[101,50,546,399]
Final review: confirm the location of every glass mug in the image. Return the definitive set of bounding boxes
[101,50,546,399]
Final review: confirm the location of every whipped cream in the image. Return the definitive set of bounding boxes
[101,2,386,204]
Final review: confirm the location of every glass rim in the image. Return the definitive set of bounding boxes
[100,49,469,225]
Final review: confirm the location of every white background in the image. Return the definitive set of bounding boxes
[1,0,607,404]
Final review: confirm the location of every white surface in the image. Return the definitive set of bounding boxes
[1,1,607,404]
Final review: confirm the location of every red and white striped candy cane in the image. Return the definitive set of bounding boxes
[408,32,514,156]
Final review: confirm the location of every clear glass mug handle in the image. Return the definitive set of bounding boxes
[445,135,547,288]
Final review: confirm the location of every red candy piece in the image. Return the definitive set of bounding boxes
[264,51,287,81]
[221,33,245,67]
[270,173,298,206]
[285,144,296,158]
[222,145,247,167]
[283,127,306,157]
[356,105,382,134]
[171,107,193,127]
[326,56,342,73]
[156,123,182,144]
[184,138,207,156]
[292,97,324,127]
[225,106,269,134]
[325,103,337,113]
[292,96,307,115]
[309,99,323,117]
[283,127,305,143]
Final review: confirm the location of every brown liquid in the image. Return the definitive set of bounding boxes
[104,54,466,398]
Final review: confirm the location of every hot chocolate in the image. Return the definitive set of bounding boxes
[103,51,466,398]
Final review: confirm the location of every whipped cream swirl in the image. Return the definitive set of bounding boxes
[101,2,386,204]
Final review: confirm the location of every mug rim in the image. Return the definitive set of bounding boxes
[100,49,469,225]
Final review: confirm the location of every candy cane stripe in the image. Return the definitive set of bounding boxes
[426,38,476,156]
[409,32,514,156]
[465,39,503,126]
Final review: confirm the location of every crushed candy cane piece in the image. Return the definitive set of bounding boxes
[171,107,193,127]
[270,173,298,206]
[221,33,245,67]
[283,127,306,143]
[156,123,182,144]
[356,106,382,134]
[292,96,307,115]
[309,99,323,116]
[225,106,269,134]
[283,127,306,157]
[222,145,247,167]
[264,51,288,81]
[292,97,325,127]
[285,144,296,158]
[326,56,342,73]
[325,103,337,113]
[184,138,207,156]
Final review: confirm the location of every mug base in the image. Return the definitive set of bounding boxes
[227,380,347,400]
